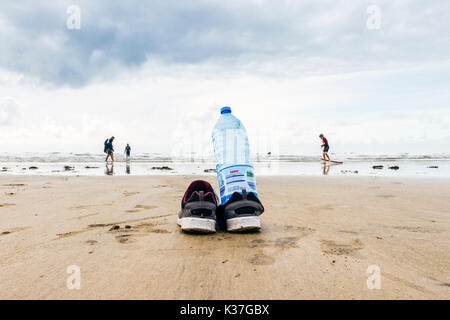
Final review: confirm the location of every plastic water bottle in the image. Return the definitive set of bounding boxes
[212,106,257,204]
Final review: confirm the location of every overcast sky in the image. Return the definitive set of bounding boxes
[0,0,449,156]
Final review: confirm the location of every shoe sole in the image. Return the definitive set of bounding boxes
[178,217,216,233]
[227,216,261,232]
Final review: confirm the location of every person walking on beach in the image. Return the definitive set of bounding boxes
[104,136,115,162]
[319,133,331,162]
[124,144,131,160]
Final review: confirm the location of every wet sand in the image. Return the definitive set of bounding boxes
[0,175,449,299]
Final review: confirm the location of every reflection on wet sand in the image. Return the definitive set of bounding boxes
[105,163,114,176]
[322,163,330,175]
[126,162,131,175]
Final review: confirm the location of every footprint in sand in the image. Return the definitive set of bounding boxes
[320,239,364,256]
[284,225,315,237]
[115,235,129,243]
[85,240,98,245]
[108,221,171,243]
[247,251,275,265]
[249,239,268,248]
[274,237,300,248]
[130,222,170,234]
[249,237,301,249]
[3,184,26,187]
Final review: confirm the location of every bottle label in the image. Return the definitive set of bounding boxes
[217,164,257,204]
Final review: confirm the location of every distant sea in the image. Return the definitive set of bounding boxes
[0,152,449,177]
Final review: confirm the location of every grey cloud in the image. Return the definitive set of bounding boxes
[0,0,449,86]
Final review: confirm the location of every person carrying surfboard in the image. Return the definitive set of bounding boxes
[319,134,331,162]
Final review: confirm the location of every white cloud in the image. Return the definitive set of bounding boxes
[0,97,19,125]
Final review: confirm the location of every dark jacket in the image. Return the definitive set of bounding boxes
[106,139,114,152]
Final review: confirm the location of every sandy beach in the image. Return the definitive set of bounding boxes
[0,175,448,299]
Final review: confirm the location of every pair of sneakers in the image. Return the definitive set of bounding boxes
[177,180,264,233]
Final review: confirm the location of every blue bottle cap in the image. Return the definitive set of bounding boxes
[220,106,231,114]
